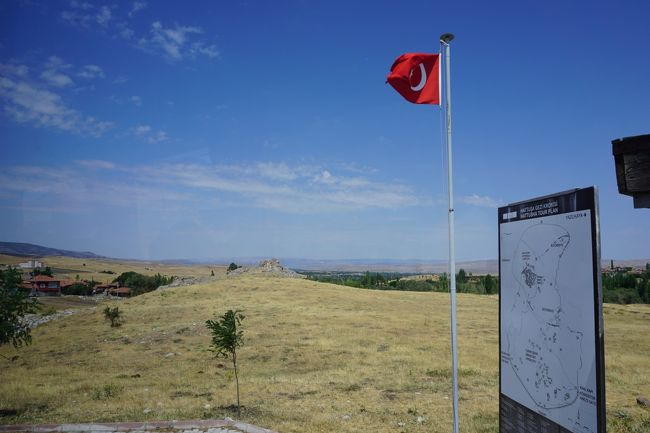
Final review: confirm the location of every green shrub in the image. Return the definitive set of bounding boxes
[103,307,123,327]
[112,272,172,295]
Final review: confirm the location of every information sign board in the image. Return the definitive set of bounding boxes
[498,187,605,433]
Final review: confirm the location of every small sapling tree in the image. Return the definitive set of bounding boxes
[103,306,123,327]
[206,309,245,416]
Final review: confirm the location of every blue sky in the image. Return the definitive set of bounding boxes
[1,0,648,261]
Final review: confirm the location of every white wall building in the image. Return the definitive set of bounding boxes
[18,259,44,269]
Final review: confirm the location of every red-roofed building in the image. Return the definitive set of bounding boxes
[107,286,131,297]
[93,283,118,295]
[59,280,76,290]
[28,275,61,296]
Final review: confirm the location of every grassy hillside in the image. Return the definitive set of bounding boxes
[0,254,226,284]
[1,274,648,433]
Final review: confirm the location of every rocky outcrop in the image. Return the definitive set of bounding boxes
[255,258,302,278]
[226,258,302,278]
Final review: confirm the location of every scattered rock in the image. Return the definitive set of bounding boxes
[164,352,175,358]
[637,395,650,407]
[341,415,351,421]
[143,408,152,414]
[416,416,425,424]
[21,309,77,329]
[397,422,406,427]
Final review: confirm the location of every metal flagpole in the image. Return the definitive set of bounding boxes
[440,32,459,433]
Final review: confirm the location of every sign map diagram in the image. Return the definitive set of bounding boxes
[500,210,598,433]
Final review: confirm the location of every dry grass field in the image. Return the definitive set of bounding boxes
[0,254,226,284]
[1,259,648,432]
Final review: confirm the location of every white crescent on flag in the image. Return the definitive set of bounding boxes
[409,63,427,91]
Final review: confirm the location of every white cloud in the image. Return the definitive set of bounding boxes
[459,194,502,208]
[129,1,147,17]
[138,21,219,61]
[61,4,217,63]
[134,124,151,135]
[40,70,73,87]
[119,26,135,40]
[0,159,425,214]
[40,56,74,88]
[0,159,426,213]
[130,95,142,106]
[78,64,104,79]
[148,130,168,143]
[74,159,116,170]
[192,43,219,58]
[113,74,128,84]
[0,165,192,210]
[133,124,167,143]
[96,5,112,26]
[0,63,29,78]
[137,162,421,212]
[61,2,113,28]
[256,162,299,181]
[0,74,112,136]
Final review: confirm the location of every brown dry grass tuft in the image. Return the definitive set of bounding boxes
[1,269,648,433]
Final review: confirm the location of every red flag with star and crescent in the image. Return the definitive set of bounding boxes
[387,53,440,104]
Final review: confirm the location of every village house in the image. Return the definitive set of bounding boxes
[26,275,61,296]
[93,283,118,295]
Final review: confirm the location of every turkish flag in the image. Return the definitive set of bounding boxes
[387,53,440,104]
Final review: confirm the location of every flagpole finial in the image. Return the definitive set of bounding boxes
[440,33,454,43]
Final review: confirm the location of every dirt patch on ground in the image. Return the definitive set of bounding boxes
[36,296,98,310]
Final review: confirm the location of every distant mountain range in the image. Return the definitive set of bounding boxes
[0,242,106,259]
[1,241,647,274]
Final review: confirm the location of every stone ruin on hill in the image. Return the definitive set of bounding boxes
[158,258,303,290]
[227,258,303,278]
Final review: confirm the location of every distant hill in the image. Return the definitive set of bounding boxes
[285,258,649,274]
[0,242,105,259]
[284,258,499,274]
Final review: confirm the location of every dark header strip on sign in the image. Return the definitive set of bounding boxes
[498,187,595,223]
